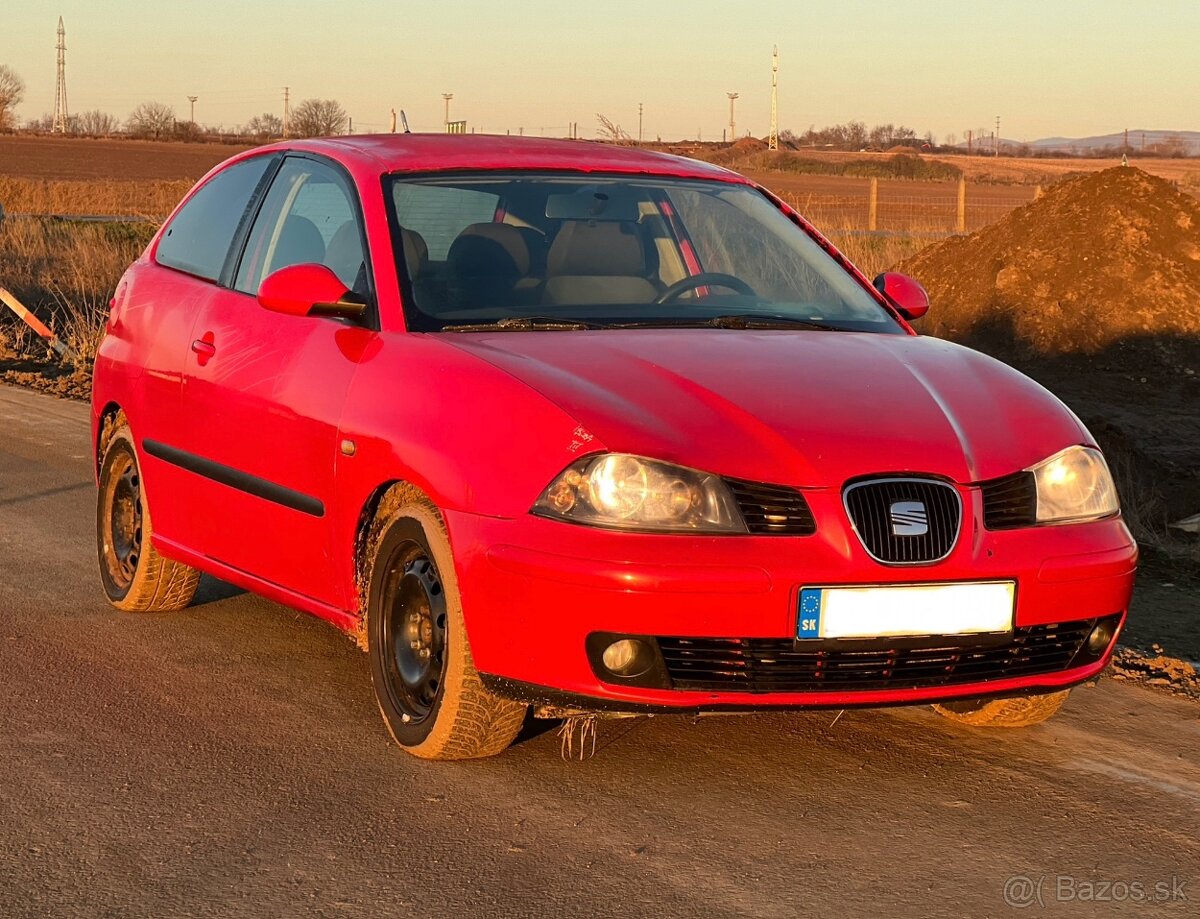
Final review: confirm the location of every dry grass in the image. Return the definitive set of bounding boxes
[0,176,189,219]
[0,219,152,362]
[811,214,952,279]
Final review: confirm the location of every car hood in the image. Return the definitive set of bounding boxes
[440,330,1090,487]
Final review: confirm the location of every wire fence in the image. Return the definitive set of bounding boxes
[780,186,1037,235]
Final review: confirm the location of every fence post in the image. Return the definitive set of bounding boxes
[867,178,878,231]
[956,177,967,233]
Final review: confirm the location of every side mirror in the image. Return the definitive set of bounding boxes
[872,271,930,321]
[257,263,368,321]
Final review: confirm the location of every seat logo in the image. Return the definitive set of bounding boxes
[890,501,928,536]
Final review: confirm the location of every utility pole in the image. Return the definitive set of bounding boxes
[995,115,1000,156]
[638,102,643,143]
[967,129,973,156]
[282,86,291,137]
[187,95,198,125]
[442,93,454,129]
[727,92,739,143]
[1123,127,1129,152]
[52,17,69,133]
[768,46,779,151]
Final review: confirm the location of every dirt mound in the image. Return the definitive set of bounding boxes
[898,167,1200,355]
[1111,646,1200,699]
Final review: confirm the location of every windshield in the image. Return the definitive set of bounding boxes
[385,172,902,334]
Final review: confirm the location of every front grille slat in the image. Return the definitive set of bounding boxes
[658,622,1093,693]
[724,477,817,536]
[980,471,1038,530]
[844,477,962,565]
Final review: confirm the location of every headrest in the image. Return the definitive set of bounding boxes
[399,227,429,278]
[547,221,646,277]
[448,223,531,276]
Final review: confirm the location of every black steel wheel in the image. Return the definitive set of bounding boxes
[379,548,448,727]
[365,485,526,759]
[95,416,200,611]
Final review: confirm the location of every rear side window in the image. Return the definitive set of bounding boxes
[155,156,273,282]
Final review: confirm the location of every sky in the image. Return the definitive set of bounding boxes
[8,0,1200,141]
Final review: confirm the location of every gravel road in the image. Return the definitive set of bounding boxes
[1,383,1195,918]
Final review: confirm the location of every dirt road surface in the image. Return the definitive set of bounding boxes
[1,383,1196,918]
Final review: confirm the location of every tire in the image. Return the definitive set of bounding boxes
[932,689,1071,728]
[364,485,526,760]
[96,417,200,612]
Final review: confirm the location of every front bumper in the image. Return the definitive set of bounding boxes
[447,502,1136,713]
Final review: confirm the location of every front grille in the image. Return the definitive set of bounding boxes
[659,621,1096,693]
[844,477,961,564]
[724,477,816,536]
[980,471,1037,529]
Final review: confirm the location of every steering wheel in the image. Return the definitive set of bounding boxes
[654,272,758,304]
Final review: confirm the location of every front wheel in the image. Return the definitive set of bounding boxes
[932,689,1071,728]
[364,486,526,760]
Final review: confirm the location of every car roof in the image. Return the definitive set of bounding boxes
[248,134,749,184]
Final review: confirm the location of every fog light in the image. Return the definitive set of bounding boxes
[1087,620,1115,655]
[602,638,653,677]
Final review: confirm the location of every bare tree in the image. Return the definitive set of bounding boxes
[290,99,346,137]
[75,109,119,136]
[0,64,25,132]
[244,112,283,140]
[126,101,175,139]
[595,113,631,144]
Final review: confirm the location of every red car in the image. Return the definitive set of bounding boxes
[92,136,1136,759]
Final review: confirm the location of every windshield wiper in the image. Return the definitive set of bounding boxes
[702,314,844,330]
[441,317,602,332]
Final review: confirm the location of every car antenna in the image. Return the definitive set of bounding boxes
[399,110,411,133]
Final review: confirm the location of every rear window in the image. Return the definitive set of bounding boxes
[155,156,273,282]
[390,183,499,260]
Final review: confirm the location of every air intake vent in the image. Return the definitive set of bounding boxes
[659,620,1100,693]
[723,478,816,536]
[843,477,961,564]
[980,471,1037,530]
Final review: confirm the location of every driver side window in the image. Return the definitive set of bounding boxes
[235,157,368,296]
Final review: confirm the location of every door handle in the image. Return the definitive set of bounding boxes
[191,337,216,362]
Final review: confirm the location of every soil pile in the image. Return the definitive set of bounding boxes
[898,166,1200,355]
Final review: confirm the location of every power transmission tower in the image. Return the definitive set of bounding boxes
[995,115,1000,156]
[727,92,739,143]
[768,46,779,151]
[638,102,643,143]
[282,86,290,137]
[52,17,69,133]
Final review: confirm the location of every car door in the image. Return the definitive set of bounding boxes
[173,154,377,608]
[130,154,277,544]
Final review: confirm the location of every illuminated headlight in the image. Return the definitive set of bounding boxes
[1031,446,1120,524]
[533,454,746,533]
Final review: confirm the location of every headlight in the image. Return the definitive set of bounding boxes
[1031,446,1119,523]
[533,454,746,533]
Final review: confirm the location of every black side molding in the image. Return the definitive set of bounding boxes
[143,439,325,518]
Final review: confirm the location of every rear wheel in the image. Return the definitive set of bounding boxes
[932,689,1071,728]
[96,418,200,611]
[364,486,526,760]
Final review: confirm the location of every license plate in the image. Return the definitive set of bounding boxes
[796,582,1015,640]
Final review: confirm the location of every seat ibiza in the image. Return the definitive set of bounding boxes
[93,136,1136,759]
